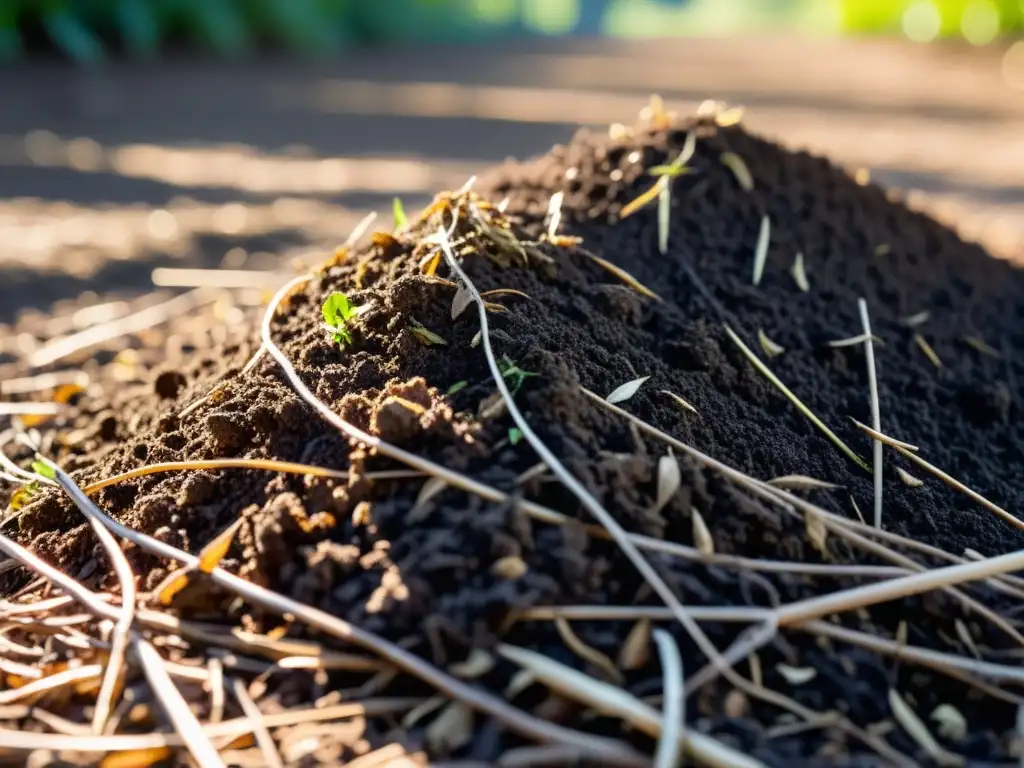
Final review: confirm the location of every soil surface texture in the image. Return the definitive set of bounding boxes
[4,111,1024,767]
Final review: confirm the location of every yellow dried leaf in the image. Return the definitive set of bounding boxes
[410,324,447,346]
[198,518,243,574]
[617,619,651,671]
[155,568,191,606]
[99,747,173,768]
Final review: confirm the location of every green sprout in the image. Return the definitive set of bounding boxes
[446,380,468,395]
[31,461,55,480]
[322,291,357,347]
[499,356,538,395]
[508,427,523,446]
[393,197,408,229]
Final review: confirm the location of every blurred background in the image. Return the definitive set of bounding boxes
[1,0,1022,351]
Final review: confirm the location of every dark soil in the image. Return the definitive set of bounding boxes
[5,113,1024,766]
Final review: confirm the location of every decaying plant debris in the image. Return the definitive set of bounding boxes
[3,101,1024,766]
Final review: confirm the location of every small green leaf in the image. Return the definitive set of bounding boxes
[393,197,408,229]
[446,380,468,395]
[322,291,355,324]
[410,323,448,346]
[498,356,538,395]
[647,165,693,178]
[508,427,523,445]
[31,461,56,480]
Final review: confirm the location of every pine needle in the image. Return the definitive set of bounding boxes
[660,389,698,415]
[581,252,661,301]
[724,325,869,471]
[914,333,942,368]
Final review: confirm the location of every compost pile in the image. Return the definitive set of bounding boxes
[3,104,1024,767]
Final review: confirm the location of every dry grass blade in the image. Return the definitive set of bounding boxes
[82,457,349,496]
[231,677,284,768]
[901,311,930,328]
[651,629,684,768]
[0,402,63,416]
[887,442,1024,533]
[961,335,1001,358]
[914,333,942,368]
[827,333,883,348]
[0,663,102,705]
[581,251,661,300]
[723,325,869,471]
[546,190,564,240]
[151,268,291,289]
[653,450,681,514]
[858,298,884,529]
[720,152,753,192]
[889,689,964,767]
[849,420,919,452]
[661,389,698,415]
[757,329,785,358]
[0,700,418,752]
[767,475,840,491]
[436,226,741,704]
[751,215,770,286]
[555,617,623,684]
[198,518,244,574]
[790,252,810,292]
[37,456,135,735]
[30,287,220,368]
[606,376,649,405]
[451,283,474,320]
[134,638,226,768]
[496,643,764,768]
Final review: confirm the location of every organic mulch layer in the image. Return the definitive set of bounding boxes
[3,105,1024,767]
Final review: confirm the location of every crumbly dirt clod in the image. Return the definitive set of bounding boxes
[4,114,1024,765]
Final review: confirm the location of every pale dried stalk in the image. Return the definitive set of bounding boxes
[0,700,420,752]
[39,457,135,734]
[652,629,684,768]
[858,298,884,529]
[232,677,284,768]
[134,637,226,768]
[82,458,349,494]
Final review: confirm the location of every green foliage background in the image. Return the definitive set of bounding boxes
[1,0,1021,63]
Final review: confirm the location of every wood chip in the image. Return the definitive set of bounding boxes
[805,510,828,554]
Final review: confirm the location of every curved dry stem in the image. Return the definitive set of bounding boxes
[652,629,684,768]
[82,458,349,495]
[39,456,135,735]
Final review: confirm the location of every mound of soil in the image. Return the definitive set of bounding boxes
[5,110,1024,766]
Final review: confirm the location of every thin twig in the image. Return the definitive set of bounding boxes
[82,458,349,494]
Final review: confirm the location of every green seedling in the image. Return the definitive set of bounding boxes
[508,427,523,446]
[31,460,55,480]
[393,197,408,229]
[446,381,468,395]
[499,356,538,395]
[322,291,357,346]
